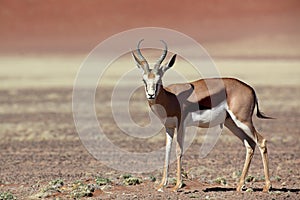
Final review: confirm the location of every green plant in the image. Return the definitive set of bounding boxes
[168,177,177,186]
[245,175,256,183]
[0,192,16,200]
[29,179,64,199]
[274,176,281,182]
[71,181,95,198]
[149,175,156,182]
[214,177,227,185]
[122,174,132,179]
[49,179,64,189]
[95,177,111,186]
[123,177,142,186]
[41,179,64,193]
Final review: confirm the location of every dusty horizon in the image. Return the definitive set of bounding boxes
[0,0,299,57]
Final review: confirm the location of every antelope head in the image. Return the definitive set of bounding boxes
[132,39,177,100]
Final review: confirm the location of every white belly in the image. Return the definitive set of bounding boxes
[185,101,228,128]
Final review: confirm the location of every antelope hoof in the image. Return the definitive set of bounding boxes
[263,183,271,193]
[172,182,183,192]
[157,183,166,192]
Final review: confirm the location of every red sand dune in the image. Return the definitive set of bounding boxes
[0,0,299,55]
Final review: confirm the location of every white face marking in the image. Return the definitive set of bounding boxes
[185,100,228,128]
[142,73,161,99]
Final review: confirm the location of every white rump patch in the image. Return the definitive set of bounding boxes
[227,110,256,142]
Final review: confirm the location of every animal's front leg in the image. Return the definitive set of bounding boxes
[173,126,184,192]
[157,127,174,192]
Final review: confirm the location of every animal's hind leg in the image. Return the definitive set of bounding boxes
[225,117,256,192]
[255,131,271,192]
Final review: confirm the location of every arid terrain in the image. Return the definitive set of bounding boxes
[0,0,299,199]
[0,56,299,199]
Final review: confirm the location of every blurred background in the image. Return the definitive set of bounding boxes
[0,0,299,89]
[0,1,299,198]
[0,0,299,57]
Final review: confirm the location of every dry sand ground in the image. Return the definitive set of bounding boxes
[0,55,299,199]
[0,0,299,199]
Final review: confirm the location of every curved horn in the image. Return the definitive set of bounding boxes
[137,39,147,62]
[136,39,149,72]
[156,40,168,66]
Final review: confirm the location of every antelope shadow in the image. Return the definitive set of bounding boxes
[203,187,300,193]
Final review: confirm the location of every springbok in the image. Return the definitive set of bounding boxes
[131,40,272,192]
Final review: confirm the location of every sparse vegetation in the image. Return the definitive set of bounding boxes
[189,194,199,198]
[0,55,299,199]
[31,179,99,199]
[149,175,156,182]
[245,175,256,183]
[70,181,95,199]
[0,192,16,200]
[273,176,282,182]
[48,179,64,190]
[169,177,177,186]
[95,177,111,186]
[32,179,64,198]
[214,177,227,185]
[122,174,132,179]
[121,174,142,185]
[123,177,142,186]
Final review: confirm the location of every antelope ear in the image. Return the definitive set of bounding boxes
[162,54,177,72]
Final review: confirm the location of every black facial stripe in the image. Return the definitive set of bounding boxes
[155,84,159,94]
[142,80,148,91]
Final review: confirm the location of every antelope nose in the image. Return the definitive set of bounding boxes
[148,94,155,99]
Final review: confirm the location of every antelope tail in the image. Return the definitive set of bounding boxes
[254,91,274,119]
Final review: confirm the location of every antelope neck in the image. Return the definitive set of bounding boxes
[148,84,170,107]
